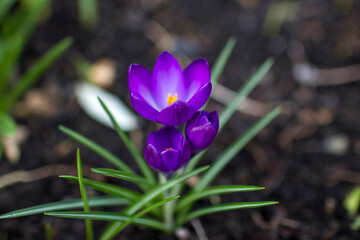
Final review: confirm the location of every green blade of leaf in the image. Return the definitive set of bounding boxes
[91,168,147,185]
[59,125,133,172]
[195,107,281,192]
[178,201,278,226]
[126,166,208,215]
[202,37,237,110]
[44,211,166,231]
[186,58,275,174]
[3,37,73,111]
[98,97,156,186]
[0,112,16,137]
[344,186,360,217]
[60,176,140,202]
[0,0,17,23]
[115,195,180,233]
[100,166,209,239]
[0,197,128,219]
[176,185,264,211]
[76,149,93,240]
[78,0,98,29]
[218,58,274,131]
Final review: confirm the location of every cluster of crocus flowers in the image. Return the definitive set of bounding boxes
[128,51,219,173]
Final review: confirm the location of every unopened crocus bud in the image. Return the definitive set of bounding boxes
[185,111,219,150]
[144,126,191,172]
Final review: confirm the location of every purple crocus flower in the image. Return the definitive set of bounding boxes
[128,51,212,126]
[185,111,219,150]
[144,126,191,172]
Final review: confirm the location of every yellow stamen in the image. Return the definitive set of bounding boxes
[167,93,178,105]
[165,147,173,150]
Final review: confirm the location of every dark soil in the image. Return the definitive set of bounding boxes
[1,0,360,239]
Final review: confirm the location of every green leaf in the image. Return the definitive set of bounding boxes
[178,201,278,225]
[126,166,208,215]
[0,197,128,219]
[218,58,274,131]
[344,186,360,217]
[44,211,166,231]
[211,37,237,86]
[59,125,133,172]
[98,97,156,186]
[176,185,264,211]
[60,176,140,202]
[351,215,360,230]
[78,0,98,30]
[115,195,180,233]
[3,37,73,111]
[0,112,16,137]
[76,149,93,240]
[186,58,275,174]
[195,107,281,191]
[0,0,17,22]
[202,37,237,110]
[91,168,148,185]
[100,166,209,239]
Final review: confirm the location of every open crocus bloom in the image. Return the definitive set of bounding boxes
[144,126,191,172]
[128,51,212,126]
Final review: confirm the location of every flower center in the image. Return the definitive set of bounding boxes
[167,93,178,105]
[165,147,173,150]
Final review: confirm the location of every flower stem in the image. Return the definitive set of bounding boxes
[159,173,174,233]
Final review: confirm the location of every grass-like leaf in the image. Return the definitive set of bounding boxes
[114,195,180,233]
[78,0,98,29]
[195,107,281,192]
[218,58,274,130]
[4,37,73,111]
[44,211,166,231]
[0,197,128,219]
[98,97,156,186]
[0,112,16,137]
[59,125,133,172]
[202,37,237,110]
[91,168,148,185]
[99,166,209,239]
[176,185,264,211]
[0,0,16,23]
[61,176,140,202]
[186,58,274,174]
[76,149,93,240]
[178,201,278,225]
[210,37,237,86]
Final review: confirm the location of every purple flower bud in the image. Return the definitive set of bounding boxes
[144,126,191,172]
[185,111,219,150]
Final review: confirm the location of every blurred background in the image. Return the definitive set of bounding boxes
[1,0,360,239]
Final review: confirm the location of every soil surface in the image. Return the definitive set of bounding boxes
[1,0,360,239]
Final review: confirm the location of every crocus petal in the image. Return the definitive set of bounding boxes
[147,126,182,151]
[187,123,216,150]
[209,111,219,132]
[144,144,168,172]
[128,64,159,110]
[183,58,210,101]
[160,149,180,172]
[156,101,194,126]
[152,52,185,109]
[130,92,159,122]
[187,81,212,111]
[177,138,191,169]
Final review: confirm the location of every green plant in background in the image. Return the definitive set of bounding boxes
[0,38,280,239]
[0,0,72,158]
[344,186,360,230]
[77,0,98,30]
